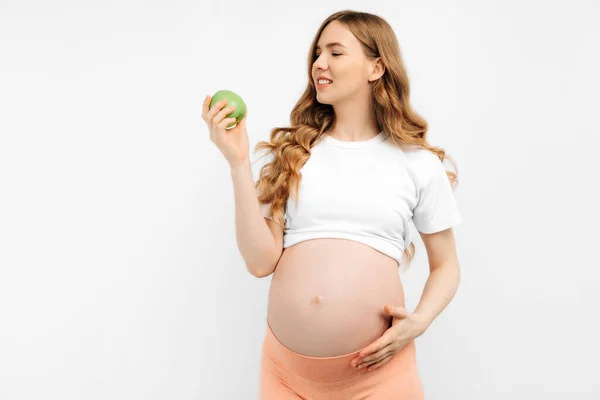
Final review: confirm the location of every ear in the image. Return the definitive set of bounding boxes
[368,57,385,82]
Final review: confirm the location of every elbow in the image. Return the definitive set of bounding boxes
[246,248,280,278]
[252,269,274,278]
[248,263,276,278]
[241,232,283,278]
[245,256,275,279]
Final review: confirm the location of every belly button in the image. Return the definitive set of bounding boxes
[310,295,322,305]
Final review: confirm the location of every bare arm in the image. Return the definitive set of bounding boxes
[230,159,283,277]
[413,227,461,327]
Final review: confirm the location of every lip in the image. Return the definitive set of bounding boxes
[316,77,333,90]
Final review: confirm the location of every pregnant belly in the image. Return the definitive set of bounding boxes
[266,238,405,357]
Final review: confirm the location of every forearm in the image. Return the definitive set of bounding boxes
[230,159,278,277]
[413,261,461,327]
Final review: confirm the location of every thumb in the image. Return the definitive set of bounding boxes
[385,304,408,318]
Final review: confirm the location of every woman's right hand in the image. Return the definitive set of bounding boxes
[202,95,250,169]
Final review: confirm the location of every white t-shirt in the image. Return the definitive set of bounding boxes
[251,130,463,267]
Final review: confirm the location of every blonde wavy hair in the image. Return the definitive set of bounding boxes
[253,9,460,269]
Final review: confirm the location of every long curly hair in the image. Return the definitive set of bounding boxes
[253,9,460,269]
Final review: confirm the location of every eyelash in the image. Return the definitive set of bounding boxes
[315,53,341,58]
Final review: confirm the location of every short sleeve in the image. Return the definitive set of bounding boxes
[250,149,280,224]
[412,154,463,234]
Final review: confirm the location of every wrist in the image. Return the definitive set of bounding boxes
[413,310,434,330]
[230,158,250,175]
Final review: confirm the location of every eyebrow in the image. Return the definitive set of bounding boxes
[315,42,346,50]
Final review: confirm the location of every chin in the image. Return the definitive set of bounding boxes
[316,93,334,105]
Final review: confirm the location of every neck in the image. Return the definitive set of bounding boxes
[329,94,380,141]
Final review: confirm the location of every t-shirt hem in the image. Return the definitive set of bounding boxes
[283,230,404,267]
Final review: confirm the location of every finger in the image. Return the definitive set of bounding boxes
[357,330,396,359]
[366,353,395,372]
[206,98,229,121]
[202,95,211,120]
[217,117,238,130]
[385,305,408,318]
[360,349,393,370]
[212,106,237,127]
[203,95,221,121]
[356,342,395,367]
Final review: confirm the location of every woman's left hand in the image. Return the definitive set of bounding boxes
[350,304,430,372]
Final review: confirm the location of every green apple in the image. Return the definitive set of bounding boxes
[209,90,247,129]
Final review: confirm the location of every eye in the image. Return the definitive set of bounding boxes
[314,53,341,58]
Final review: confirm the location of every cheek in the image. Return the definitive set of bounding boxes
[340,61,367,81]
[336,69,365,91]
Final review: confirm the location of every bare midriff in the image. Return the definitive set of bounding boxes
[266,238,405,357]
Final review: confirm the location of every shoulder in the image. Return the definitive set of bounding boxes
[401,146,438,162]
[397,145,441,183]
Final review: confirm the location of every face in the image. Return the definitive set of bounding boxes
[312,20,382,105]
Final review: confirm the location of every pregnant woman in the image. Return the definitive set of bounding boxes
[203,10,463,400]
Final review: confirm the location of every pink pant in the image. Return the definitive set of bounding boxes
[259,318,424,399]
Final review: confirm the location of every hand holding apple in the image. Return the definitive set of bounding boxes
[202,90,249,169]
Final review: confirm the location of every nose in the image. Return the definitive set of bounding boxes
[313,55,327,73]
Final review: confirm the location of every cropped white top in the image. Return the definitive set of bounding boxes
[251,131,463,267]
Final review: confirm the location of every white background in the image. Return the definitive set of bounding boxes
[1,1,599,399]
